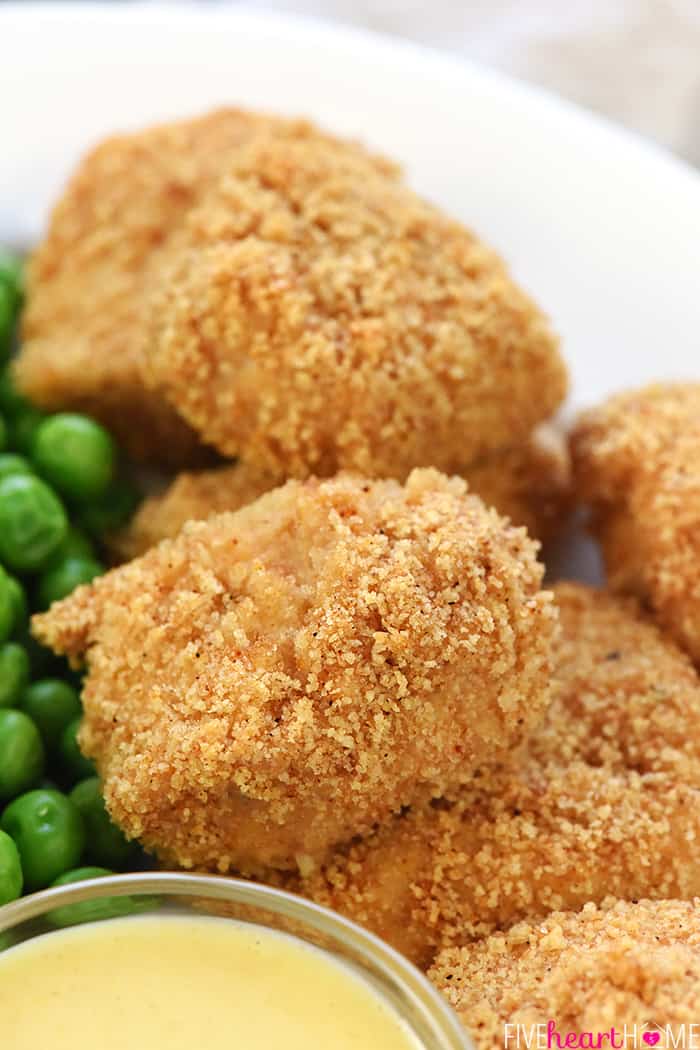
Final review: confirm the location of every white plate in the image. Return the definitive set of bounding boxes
[1,2,698,582]
[3,2,700,413]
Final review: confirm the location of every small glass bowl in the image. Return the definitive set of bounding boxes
[0,872,471,1050]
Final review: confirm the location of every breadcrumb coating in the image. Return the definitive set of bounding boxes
[145,133,567,478]
[111,425,571,561]
[571,383,700,664]
[282,582,700,966]
[17,110,391,464]
[108,461,276,562]
[33,469,556,874]
[429,898,700,1043]
[465,425,571,545]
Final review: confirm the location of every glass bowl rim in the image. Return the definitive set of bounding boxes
[0,870,471,1049]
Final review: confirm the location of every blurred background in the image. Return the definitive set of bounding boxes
[175,0,700,166]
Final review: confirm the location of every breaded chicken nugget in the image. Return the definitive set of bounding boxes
[111,425,571,561]
[282,583,700,966]
[430,898,700,1044]
[144,134,567,478]
[109,460,277,562]
[572,383,700,663]
[33,469,557,874]
[17,111,392,464]
[465,425,571,545]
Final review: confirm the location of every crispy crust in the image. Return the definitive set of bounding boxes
[280,582,700,966]
[571,383,700,663]
[17,110,390,464]
[429,898,700,1042]
[465,425,571,544]
[145,133,566,477]
[111,426,571,561]
[108,461,277,562]
[33,469,556,874]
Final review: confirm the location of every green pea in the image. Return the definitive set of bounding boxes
[0,473,68,571]
[32,413,116,504]
[0,284,14,362]
[0,708,45,800]
[59,716,96,783]
[0,452,33,480]
[20,633,67,679]
[48,866,155,927]
[0,828,22,905]
[0,566,15,644]
[0,643,30,708]
[0,250,24,309]
[53,864,112,884]
[1,788,85,890]
[44,525,96,567]
[9,407,47,456]
[37,555,104,609]
[20,679,81,749]
[0,366,31,420]
[70,777,135,869]
[6,575,28,637]
[77,475,140,536]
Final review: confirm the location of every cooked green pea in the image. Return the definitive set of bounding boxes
[20,633,66,678]
[37,555,104,609]
[59,716,96,783]
[20,679,81,748]
[53,865,112,885]
[0,284,13,362]
[1,788,85,890]
[9,407,47,456]
[32,414,116,503]
[0,250,23,309]
[0,828,22,905]
[77,475,140,536]
[0,566,15,643]
[44,525,96,567]
[0,453,33,480]
[0,643,30,708]
[0,708,44,800]
[48,866,155,927]
[6,575,27,637]
[0,366,31,420]
[70,777,136,868]
[0,473,68,571]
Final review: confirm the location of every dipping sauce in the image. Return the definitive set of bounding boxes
[0,913,423,1049]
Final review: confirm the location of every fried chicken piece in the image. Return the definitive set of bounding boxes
[280,582,700,966]
[144,133,567,478]
[109,461,277,562]
[571,383,700,664]
[33,469,557,874]
[464,425,571,545]
[429,898,700,1044]
[17,111,394,464]
[111,425,571,561]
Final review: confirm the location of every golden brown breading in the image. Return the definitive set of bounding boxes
[32,469,557,874]
[280,582,700,966]
[465,425,571,545]
[144,133,567,478]
[108,461,276,561]
[571,383,700,664]
[17,111,393,464]
[111,426,571,561]
[429,898,700,1043]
